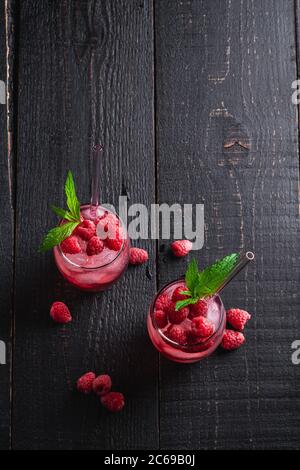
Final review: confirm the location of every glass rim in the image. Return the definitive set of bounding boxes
[150,278,225,350]
[56,204,127,270]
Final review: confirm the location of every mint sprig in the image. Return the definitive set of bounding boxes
[175,253,239,311]
[39,171,81,252]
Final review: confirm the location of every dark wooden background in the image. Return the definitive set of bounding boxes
[0,0,299,450]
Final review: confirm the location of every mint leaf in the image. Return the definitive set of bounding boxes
[65,171,80,220]
[39,221,79,252]
[51,205,77,222]
[175,297,199,311]
[195,253,239,297]
[185,259,199,295]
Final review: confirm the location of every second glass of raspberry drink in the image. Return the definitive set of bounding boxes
[147,252,254,363]
[53,145,130,291]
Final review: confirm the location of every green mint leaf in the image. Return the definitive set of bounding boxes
[175,297,199,311]
[195,253,239,297]
[51,205,77,222]
[185,259,199,295]
[65,171,80,220]
[180,290,191,296]
[39,221,79,252]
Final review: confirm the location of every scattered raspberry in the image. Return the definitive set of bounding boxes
[170,240,193,257]
[221,329,245,350]
[86,236,104,256]
[50,301,72,324]
[227,308,251,331]
[168,306,189,325]
[129,247,149,265]
[154,310,168,329]
[155,294,170,311]
[92,374,112,397]
[189,299,209,318]
[76,372,96,394]
[101,392,125,412]
[166,325,187,345]
[60,236,81,254]
[191,316,215,338]
[75,220,96,241]
[171,285,189,301]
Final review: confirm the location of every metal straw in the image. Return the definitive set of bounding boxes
[90,143,103,209]
[215,251,255,295]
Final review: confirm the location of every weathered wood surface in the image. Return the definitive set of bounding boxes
[155,0,300,449]
[0,0,13,451]
[1,0,299,450]
[12,0,157,450]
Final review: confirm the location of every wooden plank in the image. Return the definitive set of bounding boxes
[155,0,300,449]
[0,0,13,451]
[13,0,157,449]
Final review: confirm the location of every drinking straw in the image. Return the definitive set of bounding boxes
[90,143,103,211]
[215,251,255,295]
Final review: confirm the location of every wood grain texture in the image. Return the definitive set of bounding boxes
[13,0,157,450]
[155,0,300,449]
[0,0,13,450]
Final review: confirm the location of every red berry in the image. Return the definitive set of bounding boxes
[189,299,209,318]
[155,294,170,311]
[60,236,81,254]
[191,316,215,338]
[50,301,72,324]
[129,247,149,265]
[105,226,124,251]
[166,325,187,345]
[92,374,112,396]
[86,236,104,256]
[168,306,189,325]
[101,392,125,412]
[75,220,96,241]
[221,329,245,350]
[226,308,251,331]
[171,285,189,301]
[170,240,193,257]
[76,372,96,394]
[154,310,168,329]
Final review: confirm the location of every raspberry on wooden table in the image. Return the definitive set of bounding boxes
[226,308,251,331]
[50,301,72,324]
[92,374,112,397]
[170,240,193,257]
[76,372,96,394]
[129,247,149,265]
[101,392,125,412]
[221,329,245,350]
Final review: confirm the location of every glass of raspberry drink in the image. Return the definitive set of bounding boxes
[54,204,130,292]
[147,279,226,363]
[147,253,254,363]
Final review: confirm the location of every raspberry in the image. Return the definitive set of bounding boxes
[106,236,123,251]
[50,301,72,324]
[170,240,193,257]
[166,325,187,345]
[171,285,189,301]
[76,372,96,394]
[191,316,215,338]
[60,236,81,254]
[155,294,170,311]
[92,374,112,396]
[168,306,189,325]
[86,236,104,256]
[189,299,209,318]
[221,329,245,350]
[75,220,96,241]
[227,308,251,331]
[101,392,125,412]
[186,331,214,351]
[129,247,149,265]
[154,310,168,329]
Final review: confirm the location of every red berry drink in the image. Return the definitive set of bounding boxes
[54,205,130,291]
[147,279,226,363]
